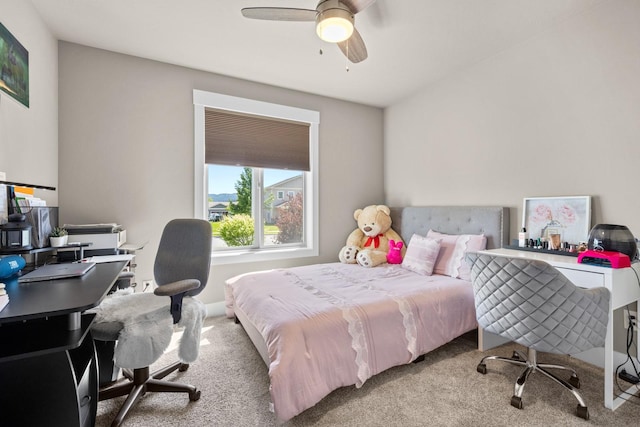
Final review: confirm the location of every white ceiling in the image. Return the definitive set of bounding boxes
[29,0,602,108]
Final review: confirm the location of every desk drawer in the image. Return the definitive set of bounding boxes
[78,361,93,427]
[557,267,604,289]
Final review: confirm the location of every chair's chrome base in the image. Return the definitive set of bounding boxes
[477,348,589,420]
[99,362,200,427]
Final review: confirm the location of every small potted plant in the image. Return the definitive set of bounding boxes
[50,227,69,247]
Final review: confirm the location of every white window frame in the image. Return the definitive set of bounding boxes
[193,90,319,265]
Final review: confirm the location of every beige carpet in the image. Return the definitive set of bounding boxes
[96,316,640,426]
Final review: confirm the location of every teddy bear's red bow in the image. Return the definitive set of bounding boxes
[364,234,384,249]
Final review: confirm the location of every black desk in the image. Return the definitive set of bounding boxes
[0,261,127,427]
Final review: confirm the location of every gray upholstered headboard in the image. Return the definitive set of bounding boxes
[390,206,509,250]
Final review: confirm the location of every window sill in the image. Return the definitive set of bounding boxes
[211,246,318,266]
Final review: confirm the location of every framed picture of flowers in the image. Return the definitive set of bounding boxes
[522,196,591,245]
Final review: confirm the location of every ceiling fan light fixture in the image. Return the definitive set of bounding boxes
[316,8,354,43]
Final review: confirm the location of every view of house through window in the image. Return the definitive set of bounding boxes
[194,89,319,263]
[207,165,305,249]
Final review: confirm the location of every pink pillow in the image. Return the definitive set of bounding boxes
[426,230,487,280]
[401,234,441,276]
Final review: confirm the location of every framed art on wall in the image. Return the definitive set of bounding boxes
[522,196,591,245]
[0,22,29,108]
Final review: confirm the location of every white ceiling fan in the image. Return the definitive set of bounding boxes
[241,0,375,63]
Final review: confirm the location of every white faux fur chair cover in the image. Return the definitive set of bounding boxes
[89,290,207,369]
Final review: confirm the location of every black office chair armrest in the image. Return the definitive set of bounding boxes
[154,279,201,296]
[154,279,201,323]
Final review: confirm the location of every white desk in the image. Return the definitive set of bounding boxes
[478,248,640,411]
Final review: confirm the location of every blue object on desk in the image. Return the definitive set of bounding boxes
[0,255,26,278]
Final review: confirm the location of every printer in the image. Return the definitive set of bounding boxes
[60,223,126,259]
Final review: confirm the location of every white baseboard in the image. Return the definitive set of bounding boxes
[480,331,640,376]
[205,301,226,318]
[477,328,510,351]
[570,347,640,379]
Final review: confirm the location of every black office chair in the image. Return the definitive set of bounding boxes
[91,219,212,427]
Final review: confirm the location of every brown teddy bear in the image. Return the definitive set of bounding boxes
[338,204,405,267]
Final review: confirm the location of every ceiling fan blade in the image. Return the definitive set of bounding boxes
[340,0,376,14]
[241,7,317,21]
[337,28,368,63]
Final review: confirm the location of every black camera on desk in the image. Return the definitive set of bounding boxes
[1,185,32,250]
[0,219,32,250]
[1,185,59,251]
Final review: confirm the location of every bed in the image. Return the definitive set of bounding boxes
[225,206,510,421]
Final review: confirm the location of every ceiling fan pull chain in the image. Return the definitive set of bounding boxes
[345,39,350,72]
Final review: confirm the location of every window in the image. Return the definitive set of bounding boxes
[193,90,319,265]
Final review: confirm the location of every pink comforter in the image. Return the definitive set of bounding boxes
[225,263,477,421]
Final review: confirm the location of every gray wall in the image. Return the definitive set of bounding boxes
[0,0,58,205]
[383,0,640,354]
[58,42,384,306]
[384,0,640,239]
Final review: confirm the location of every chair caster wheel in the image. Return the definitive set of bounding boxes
[568,374,580,389]
[510,396,523,409]
[576,405,589,420]
[189,389,201,401]
[511,351,521,360]
[179,363,190,372]
[477,363,487,374]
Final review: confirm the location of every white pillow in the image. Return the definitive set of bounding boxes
[426,230,487,280]
[401,234,441,276]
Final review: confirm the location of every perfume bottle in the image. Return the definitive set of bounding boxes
[518,227,528,248]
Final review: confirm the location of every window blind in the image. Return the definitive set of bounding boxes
[205,108,310,171]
